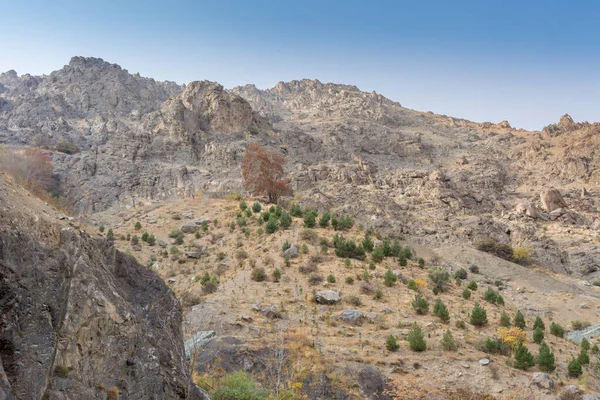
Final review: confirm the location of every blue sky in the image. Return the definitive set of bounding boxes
[1,0,599,130]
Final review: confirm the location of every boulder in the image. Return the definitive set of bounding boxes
[357,366,389,399]
[283,245,299,258]
[194,217,212,225]
[565,385,580,394]
[315,290,341,305]
[531,372,554,390]
[340,310,363,325]
[181,221,199,233]
[540,189,567,212]
[185,246,208,258]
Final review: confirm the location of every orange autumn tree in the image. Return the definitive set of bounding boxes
[241,143,291,203]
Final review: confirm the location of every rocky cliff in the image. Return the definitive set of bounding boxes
[0,174,192,399]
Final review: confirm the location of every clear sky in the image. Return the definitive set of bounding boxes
[1,0,599,130]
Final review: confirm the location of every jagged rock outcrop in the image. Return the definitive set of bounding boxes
[540,189,567,212]
[0,176,192,399]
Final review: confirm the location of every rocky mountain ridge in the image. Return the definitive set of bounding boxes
[2,57,600,278]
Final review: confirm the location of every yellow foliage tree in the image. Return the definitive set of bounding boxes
[498,327,526,349]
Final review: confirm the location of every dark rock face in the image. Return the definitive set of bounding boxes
[0,223,189,398]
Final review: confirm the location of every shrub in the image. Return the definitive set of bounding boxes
[290,204,303,217]
[327,274,336,283]
[550,322,565,338]
[99,225,105,233]
[386,335,400,352]
[469,264,480,274]
[298,261,317,274]
[512,247,532,265]
[135,221,142,230]
[411,294,429,315]
[498,327,526,349]
[500,312,511,327]
[334,215,353,231]
[482,337,510,355]
[533,327,544,344]
[266,215,279,234]
[514,311,526,329]
[131,235,139,245]
[374,289,383,300]
[345,276,354,284]
[252,202,262,213]
[477,239,514,261]
[141,232,149,242]
[484,287,503,304]
[428,267,450,292]
[362,234,374,252]
[333,235,366,260]
[408,323,426,352]
[568,357,582,378]
[303,211,317,228]
[537,341,556,372]
[319,212,330,227]
[282,240,291,252]
[372,246,385,263]
[533,316,545,331]
[239,201,248,211]
[300,228,318,244]
[201,274,220,294]
[345,295,362,306]
[470,303,488,326]
[513,342,535,370]
[433,299,450,323]
[572,320,591,330]
[417,257,425,268]
[383,268,397,287]
[399,256,407,267]
[251,267,266,282]
[308,274,324,285]
[169,229,182,238]
[593,280,600,287]
[467,280,478,291]
[441,329,457,351]
[454,268,468,280]
[592,344,599,355]
[279,211,292,229]
[462,287,471,300]
[272,268,281,282]
[408,279,419,291]
[175,233,184,245]
[369,261,376,270]
[578,347,590,365]
[211,371,268,400]
[581,338,591,351]
[146,235,156,246]
[195,231,201,239]
[106,229,115,241]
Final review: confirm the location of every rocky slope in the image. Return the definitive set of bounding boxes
[0,173,194,399]
[2,57,600,278]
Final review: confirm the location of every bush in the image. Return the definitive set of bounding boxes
[482,337,510,355]
[239,201,248,211]
[211,371,268,400]
[333,215,353,231]
[578,347,590,365]
[290,204,303,217]
[383,268,397,287]
[175,233,184,245]
[428,267,450,292]
[266,215,279,234]
[327,274,336,283]
[462,287,471,300]
[169,229,182,238]
[537,341,555,372]
[345,276,354,284]
[467,280,478,291]
[369,261,376,270]
[572,320,591,331]
[454,268,468,280]
[408,279,419,291]
[411,294,429,315]
[514,311,526,329]
[513,342,535,370]
[470,303,488,326]
[99,225,105,233]
[301,228,318,244]
[304,211,317,228]
[581,338,591,351]
[477,239,514,261]
[131,235,139,245]
[500,311,511,327]
[333,235,366,260]
[408,323,426,352]
[282,240,291,252]
[550,322,565,338]
[469,264,480,274]
[319,212,330,227]
[252,202,262,213]
[371,246,385,263]
[272,268,281,282]
[417,257,425,268]
[308,274,324,285]
[484,287,503,305]
[568,357,582,378]
[512,247,532,265]
[106,229,115,241]
[533,316,545,331]
[141,232,149,242]
[593,280,600,287]
[251,267,267,282]
[362,234,374,253]
[533,327,544,344]
[440,329,457,351]
[135,221,142,230]
[345,295,362,306]
[498,327,526,349]
[433,299,450,323]
[386,335,400,352]
[147,235,156,246]
[279,211,292,229]
[201,274,220,294]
